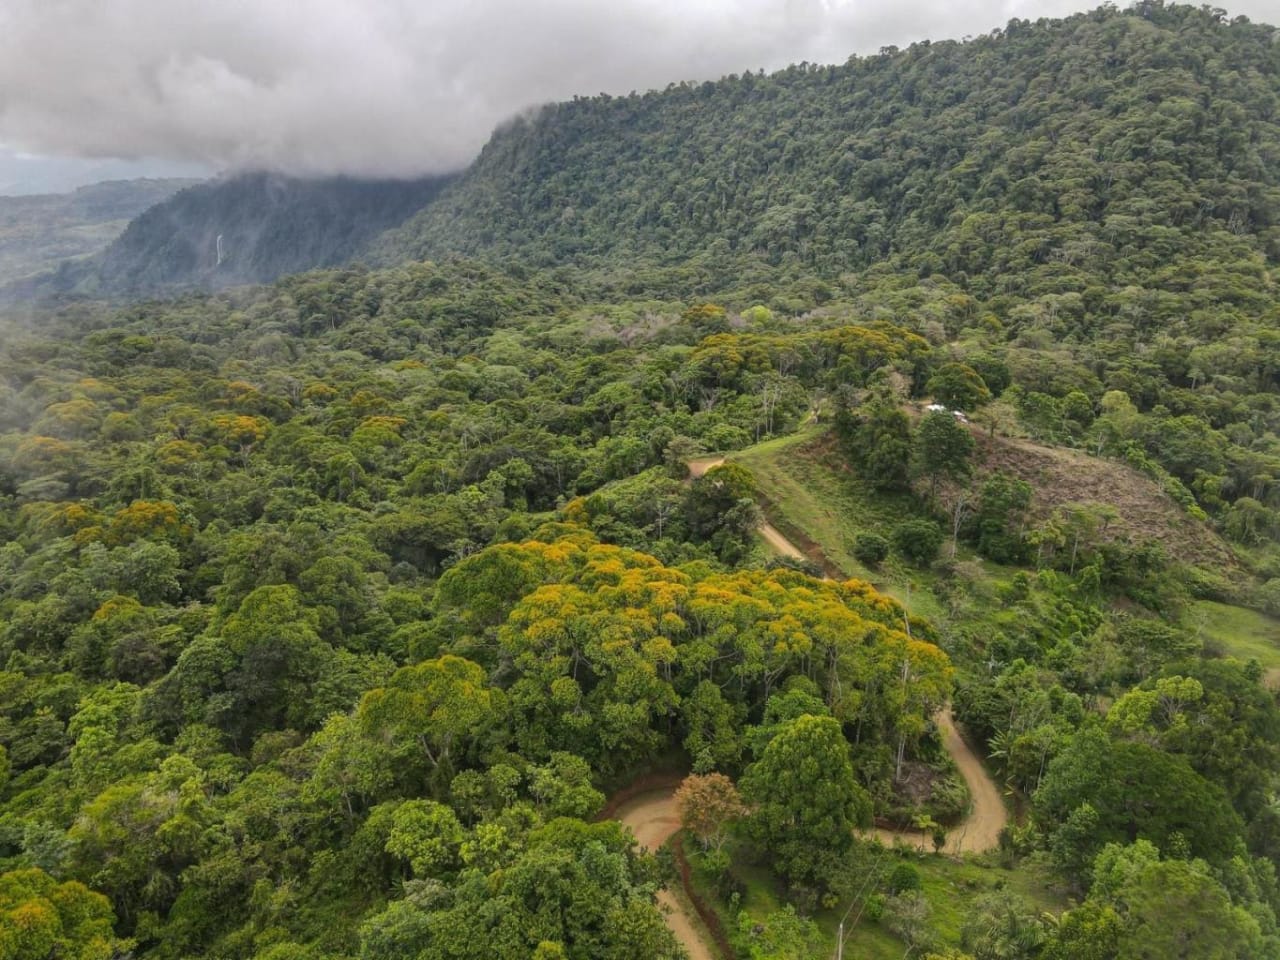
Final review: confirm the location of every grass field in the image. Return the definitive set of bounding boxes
[1187,600,1280,669]
[730,428,947,622]
[826,853,1067,960]
[690,842,1068,960]
[730,426,897,577]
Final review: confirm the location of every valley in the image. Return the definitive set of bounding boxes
[1,4,1279,959]
[0,178,196,287]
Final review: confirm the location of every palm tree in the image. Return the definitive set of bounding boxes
[963,891,1048,960]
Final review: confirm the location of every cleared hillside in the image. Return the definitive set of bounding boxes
[731,425,1238,579]
[972,429,1240,571]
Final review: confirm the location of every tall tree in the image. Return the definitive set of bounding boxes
[913,411,975,498]
[741,714,871,887]
[846,397,914,491]
[357,656,500,782]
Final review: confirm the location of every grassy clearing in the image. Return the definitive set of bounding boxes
[731,428,900,576]
[690,842,1069,960]
[1187,600,1280,669]
[828,854,1067,958]
[730,429,947,622]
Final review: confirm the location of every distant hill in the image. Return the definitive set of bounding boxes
[11,172,454,299]
[0,178,198,286]
[96,172,458,295]
[377,2,1279,300]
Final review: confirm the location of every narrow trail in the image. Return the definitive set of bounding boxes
[686,453,1009,853]
[614,789,715,960]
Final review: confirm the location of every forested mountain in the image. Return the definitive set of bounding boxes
[381,1,1279,300]
[2,3,1280,959]
[0,178,198,286]
[19,172,453,298]
[373,0,1280,593]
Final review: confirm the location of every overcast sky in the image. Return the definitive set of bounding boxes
[0,0,1274,194]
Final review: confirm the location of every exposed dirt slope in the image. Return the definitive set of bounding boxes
[759,522,805,561]
[970,430,1237,571]
[686,456,725,478]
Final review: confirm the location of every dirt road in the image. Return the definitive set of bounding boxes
[614,789,715,960]
[687,456,809,567]
[870,707,1008,854]
[686,453,1009,854]
[759,521,805,561]
[747,513,1008,853]
[686,455,726,478]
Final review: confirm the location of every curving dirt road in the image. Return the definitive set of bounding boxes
[615,789,715,960]
[686,454,1009,854]
[937,708,1008,851]
[870,707,1008,854]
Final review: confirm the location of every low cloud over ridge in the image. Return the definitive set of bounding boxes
[0,0,1272,179]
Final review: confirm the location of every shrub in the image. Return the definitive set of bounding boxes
[853,532,890,566]
[1260,579,1280,618]
[892,519,943,566]
[766,555,824,578]
[864,892,886,922]
[926,774,970,824]
[888,863,922,894]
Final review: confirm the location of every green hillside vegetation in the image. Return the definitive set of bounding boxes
[685,845,1068,960]
[1190,600,1280,671]
[0,264,961,958]
[381,2,1280,298]
[0,2,1278,958]
[379,3,1280,584]
[732,420,1242,588]
[2,251,1279,957]
[718,419,1280,955]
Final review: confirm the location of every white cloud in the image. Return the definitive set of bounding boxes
[0,0,1273,180]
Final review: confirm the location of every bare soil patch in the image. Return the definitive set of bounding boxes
[971,431,1238,570]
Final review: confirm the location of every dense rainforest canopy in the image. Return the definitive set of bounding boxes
[381,1,1280,299]
[2,3,1280,959]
